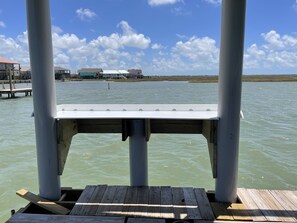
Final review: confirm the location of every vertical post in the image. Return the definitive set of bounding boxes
[18,64,21,80]
[12,66,16,90]
[129,120,148,186]
[26,0,60,200]
[5,64,11,98]
[8,66,13,92]
[216,0,246,202]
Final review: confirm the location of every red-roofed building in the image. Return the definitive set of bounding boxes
[0,58,18,64]
[0,58,20,80]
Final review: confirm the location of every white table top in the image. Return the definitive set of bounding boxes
[56,104,219,120]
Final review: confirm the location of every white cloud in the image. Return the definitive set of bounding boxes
[0,21,6,28]
[2,26,297,75]
[148,0,182,7]
[244,30,297,72]
[0,20,151,73]
[282,34,297,47]
[150,36,220,75]
[0,35,20,53]
[17,31,28,45]
[247,44,266,59]
[261,30,285,49]
[51,33,89,68]
[176,34,188,39]
[92,34,122,50]
[51,21,150,70]
[261,30,297,50]
[171,7,192,16]
[92,20,151,50]
[0,34,29,65]
[151,43,164,50]
[244,44,267,69]
[54,53,70,65]
[52,25,63,34]
[76,8,96,21]
[203,0,221,6]
[117,21,135,35]
[267,51,297,68]
[173,36,219,64]
[52,33,87,49]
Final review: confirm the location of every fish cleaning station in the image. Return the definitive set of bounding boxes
[6,0,297,222]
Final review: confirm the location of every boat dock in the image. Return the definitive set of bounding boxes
[0,88,32,98]
[1,80,32,98]
[7,185,297,223]
[5,0,296,222]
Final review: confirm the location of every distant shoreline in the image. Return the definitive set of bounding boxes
[7,74,297,83]
[109,74,297,83]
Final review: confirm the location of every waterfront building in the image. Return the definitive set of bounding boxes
[127,69,143,79]
[78,68,102,78]
[20,66,31,79]
[101,69,129,79]
[77,68,143,79]
[0,58,20,80]
[54,67,71,80]
[20,66,71,80]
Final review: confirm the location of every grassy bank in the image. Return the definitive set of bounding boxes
[111,74,297,83]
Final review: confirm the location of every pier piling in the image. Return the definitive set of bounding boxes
[129,119,148,186]
[216,0,246,202]
[26,0,60,200]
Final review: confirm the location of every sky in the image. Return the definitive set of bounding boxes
[1,0,297,75]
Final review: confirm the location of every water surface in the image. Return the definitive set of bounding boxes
[0,81,296,221]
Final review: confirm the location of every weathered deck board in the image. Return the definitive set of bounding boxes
[7,185,297,223]
[71,185,107,216]
[269,190,297,219]
[7,213,125,223]
[127,218,166,223]
[250,189,294,222]
[261,190,296,222]
[160,186,174,219]
[16,189,70,215]
[13,186,296,223]
[283,191,297,207]
[108,186,128,216]
[69,186,297,222]
[183,187,202,219]
[135,186,149,217]
[147,186,161,218]
[238,188,297,222]
[70,185,97,215]
[210,202,234,220]
[95,185,118,216]
[194,188,215,220]
[237,188,267,221]
[122,186,139,216]
[228,203,252,221]
[87,185,108,215]
[71,185,218,220]
[171,187,187,219]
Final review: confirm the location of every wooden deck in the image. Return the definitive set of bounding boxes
[70,186,215,220]
[6,186,297,223]
[0,88,32,98]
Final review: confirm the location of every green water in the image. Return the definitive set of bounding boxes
[0,81,296,221]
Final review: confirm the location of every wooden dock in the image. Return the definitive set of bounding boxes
[0,88,32,98]
[6,185,297,223]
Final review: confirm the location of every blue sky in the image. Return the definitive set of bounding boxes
[1,0,297,75]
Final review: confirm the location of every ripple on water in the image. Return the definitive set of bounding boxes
[1,81,297,222]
